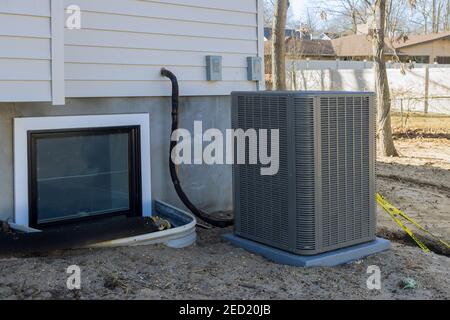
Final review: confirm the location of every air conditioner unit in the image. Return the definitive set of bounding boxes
[231,91,376,256]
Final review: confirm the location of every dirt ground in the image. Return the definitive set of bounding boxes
[0,116,449,300]
[0,231,448,300]
[377,138,450,255]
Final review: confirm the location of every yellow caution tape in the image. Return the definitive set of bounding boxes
[376,193,450,253]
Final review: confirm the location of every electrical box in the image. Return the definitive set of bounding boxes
[247,57,262,81]
[206,56,223,81]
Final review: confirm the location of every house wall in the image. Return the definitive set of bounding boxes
[0,0,265,224]
[0,0,264,104]
[0,0,53,102]
[0,97,233,223]
[399,39,450,62]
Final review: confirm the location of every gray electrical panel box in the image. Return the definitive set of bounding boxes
[247,57,262,81]
[232,91,377,256]
[206,56,222,81]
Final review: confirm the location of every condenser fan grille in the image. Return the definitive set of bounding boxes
[319,96,374,248]
[234,95,290,249]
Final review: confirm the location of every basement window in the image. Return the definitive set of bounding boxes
[27,126,142,228]
[14,114,152,229]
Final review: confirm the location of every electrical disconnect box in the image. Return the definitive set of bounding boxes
[206,56,223,81]
[247,57,262,81]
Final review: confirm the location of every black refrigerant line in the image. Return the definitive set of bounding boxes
[161,68,234,228]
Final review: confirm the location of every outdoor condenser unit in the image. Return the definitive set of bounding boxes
[231,91,376,256]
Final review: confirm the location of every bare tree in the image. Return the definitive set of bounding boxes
[428,0,449,33]
[385,0,411,36]
[372,0,399,156]
[264,0,275,27]
[264,0,296,28]
[430,0,447,32]
[272,0,289,90]
[314,0,449,35]
[414,0,431,33]
[316,0,370,34]
[412,0,448,33]
[432,0,438,32]
[444,0,450,31]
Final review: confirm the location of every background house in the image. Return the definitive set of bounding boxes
[394,32,450,64]
[264,30,450,67]
[330,34,399,61]
[264,27,300,41]
[0,0,265,227]
[264,37,336,83]
[331,31,450,62]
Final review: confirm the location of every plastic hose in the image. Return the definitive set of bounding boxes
[161,68,234,228]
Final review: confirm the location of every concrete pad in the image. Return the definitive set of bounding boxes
[223,234,391,267]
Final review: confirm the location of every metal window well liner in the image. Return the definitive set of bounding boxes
[90,201,197,249]
[0,201,196,255]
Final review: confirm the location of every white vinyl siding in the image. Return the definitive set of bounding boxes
[0,0,51,17]
[63,0,260,98]
[0,0,52,102]
[0,0,263,103]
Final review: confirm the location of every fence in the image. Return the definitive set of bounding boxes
[285,60,450,114]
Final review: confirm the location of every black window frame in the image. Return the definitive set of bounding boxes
[27,126,142,229]
[404,55,430,64]
[436,56,450,64]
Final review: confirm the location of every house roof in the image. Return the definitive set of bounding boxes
[331,31,450,57]
[331,34,397,57]
[264,38,336,57]
[320,32,341,40]
[264,31,450,58]
[393,31,450,48]
[264,27,300,40]
[286,38,336,57]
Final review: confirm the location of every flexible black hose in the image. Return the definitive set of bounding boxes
[161,68,234,228]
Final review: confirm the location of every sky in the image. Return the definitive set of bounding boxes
[290,0,312,20]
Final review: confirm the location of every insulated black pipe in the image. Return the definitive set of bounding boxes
[161,68,233,228]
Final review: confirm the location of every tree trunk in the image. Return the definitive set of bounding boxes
[423,1,429,34]
[272,0,289,90]
[372,0,399,157]
[438,1,445,33]
[446,0,450,31]
[351,10,358,34]
[432,0,437,33]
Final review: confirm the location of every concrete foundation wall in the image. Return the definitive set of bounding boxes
[0,96,232,223]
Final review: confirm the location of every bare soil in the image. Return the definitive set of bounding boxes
[377,138,450,255]
[0,134,449,300]
[0,229,448,300]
